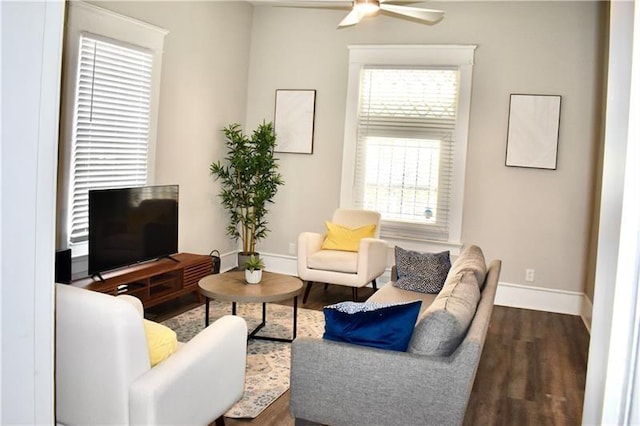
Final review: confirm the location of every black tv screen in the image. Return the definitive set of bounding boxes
[88,185,179,276]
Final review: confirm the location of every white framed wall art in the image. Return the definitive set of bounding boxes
[505,94,562,170]
[274,89,316,154]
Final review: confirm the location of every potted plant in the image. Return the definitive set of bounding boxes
[210,121,284,269]
[244,255,265,284]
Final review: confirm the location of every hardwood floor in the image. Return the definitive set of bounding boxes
[463,307,589,426]
[151,283,590,426]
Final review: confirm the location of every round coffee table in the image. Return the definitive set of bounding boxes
[198,271,303,342]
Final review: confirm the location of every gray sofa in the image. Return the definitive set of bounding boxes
[290,245,502,426]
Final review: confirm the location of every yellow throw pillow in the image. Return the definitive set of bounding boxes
[143,319,178,366]
[321,221,377,252]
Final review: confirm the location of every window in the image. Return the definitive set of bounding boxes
[58,2,167,252]
[68,35,153,243]
[341,45,476,246]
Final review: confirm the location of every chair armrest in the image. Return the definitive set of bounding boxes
[129,315,248,425]
[297,232,325,277]
[356,237,388,282]
[116,294,144,317]
[390,264,398,281]
[290,337,472,426]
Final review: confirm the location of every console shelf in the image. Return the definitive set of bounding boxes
[73,253,212,309]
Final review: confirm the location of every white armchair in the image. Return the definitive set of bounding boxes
[55,283,247,425]
[297,208,388,303]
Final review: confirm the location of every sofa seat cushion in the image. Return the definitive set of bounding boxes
[368,281,438,317]
[323,300,422,351]
[308,249,358,273]
[449,245,488,289]
[408,270,480,356]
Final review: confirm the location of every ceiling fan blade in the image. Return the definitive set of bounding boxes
[380,0,426,4]
[274,4,350,11]
[379,4,444,24]
[256,0,350,5]
[338,9,364,28]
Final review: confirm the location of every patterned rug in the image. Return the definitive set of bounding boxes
[161,301,324,418]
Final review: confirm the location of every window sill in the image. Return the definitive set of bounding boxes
[380,234,463,256]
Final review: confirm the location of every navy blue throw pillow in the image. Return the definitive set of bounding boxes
[323,300,422,352]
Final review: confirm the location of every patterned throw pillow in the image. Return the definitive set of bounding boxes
[393,246,451,294]
[323,300,422,352]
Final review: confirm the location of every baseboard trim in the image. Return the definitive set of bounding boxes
[259,252,593,327]
[581,294,593,334]
[219,250,239,273]
[495,281,591,319]
[259,252,298,275]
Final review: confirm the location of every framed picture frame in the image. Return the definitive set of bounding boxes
[274,89,316,154]
[505,94,562,170]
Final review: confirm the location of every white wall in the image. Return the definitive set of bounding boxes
[87,1,254,260]
[0,1,64,423]
[244,1,606,300]
[81,2,607,314]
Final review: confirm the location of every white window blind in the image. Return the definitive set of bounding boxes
[354,66,459,241]
[68,34,152,243]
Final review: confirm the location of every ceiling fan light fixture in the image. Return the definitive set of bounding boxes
[353,0,380,16]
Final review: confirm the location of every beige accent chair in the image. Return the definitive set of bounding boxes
[55,283,247,425]
[297,208,388,303]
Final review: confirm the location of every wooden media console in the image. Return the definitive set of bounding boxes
[72,253,211,309]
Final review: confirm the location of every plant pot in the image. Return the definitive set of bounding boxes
[245,269,262,284]
[238,252,259,271]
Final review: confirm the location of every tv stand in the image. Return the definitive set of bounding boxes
[91,272,106,283]
[162,254,180,263]
[73,253,212,309]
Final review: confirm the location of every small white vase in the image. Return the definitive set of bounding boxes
[245,269,262,284]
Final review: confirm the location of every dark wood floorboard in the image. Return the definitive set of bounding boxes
[463,306,589,426]
[156,282,590,426]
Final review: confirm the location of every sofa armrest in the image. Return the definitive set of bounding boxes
[290,336,474,426]
[356,237,388,282]
[129,315,247,425]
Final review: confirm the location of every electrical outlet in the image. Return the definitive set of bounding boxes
[525,268,535,282]
[288,242,296,255]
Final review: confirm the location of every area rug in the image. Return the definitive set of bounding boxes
[161,301,324,419]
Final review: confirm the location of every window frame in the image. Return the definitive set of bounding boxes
[340,45,476,253]
[58,1,168,257]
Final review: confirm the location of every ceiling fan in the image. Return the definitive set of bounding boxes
[278,0,445,28]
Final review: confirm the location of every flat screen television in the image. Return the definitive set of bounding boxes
[88,185,179,277]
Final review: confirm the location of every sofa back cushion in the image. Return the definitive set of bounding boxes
[407,270,480,356]
[450,245,487,289]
